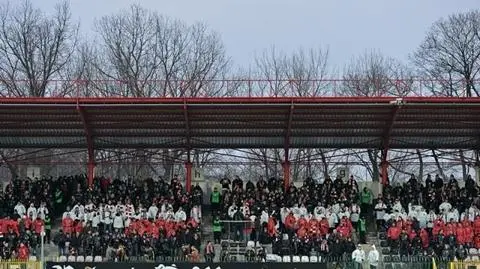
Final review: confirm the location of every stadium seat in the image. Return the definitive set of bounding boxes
[292,256,300,262]
[383,255,392,263]
[469,248,478,255]
[247,241,255,248]
[300,256,309,262]
[76,256,84,262]
[380,240,388,248]
[85,256,93,262]
[94,256,103,262]
[67,256,76,262]
[379,232,386,240]
[58,256,67,262]
[382,248,390,255]
[309,256,318,263]
[28,256,37,261]
[265,254,277,262]
[282,256,291,263]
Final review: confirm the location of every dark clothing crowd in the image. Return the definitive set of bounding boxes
[212,175,372,258]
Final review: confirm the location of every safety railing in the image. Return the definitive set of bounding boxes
[0,78,479,98]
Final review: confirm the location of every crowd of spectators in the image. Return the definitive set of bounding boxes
[213,175,374,258]
[54,175,204,261]
[0,175,84,260]
[2,170,480,264]
[382,174,480,261]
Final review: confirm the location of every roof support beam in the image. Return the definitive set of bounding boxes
[380,105,401,185]
[284,103,295,154]
[283,102,294,191]
[77,105,95,188]
[184,100,191,151]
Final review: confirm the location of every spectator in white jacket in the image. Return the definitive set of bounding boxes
[37,202,49,220]
[113,213,124,231]
[350,203,361,228]
[445,208,459,223]
[91,212,101,229]
[352,245,365,269]
[368,245,379,269]
[392,199,403,213]
[417,209,428,228]
[314,204,325,220]
[14,202,26,217]
[26,203,37,220]
[260,210,269,225]
[280,207,290,224]
[439,201,452,214]
[191,205,202,224]
[148,204,159,220]
[228,205,237,219]
[174,207,187,222]
[374,199,387,230]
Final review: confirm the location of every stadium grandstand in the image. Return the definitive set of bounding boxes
[1,88,480,269]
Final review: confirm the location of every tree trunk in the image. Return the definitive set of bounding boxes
[431,150,446,179]
[459,149,468,180]
[416,149,424,180]
[368,149,380,181]
[320,149,329,179]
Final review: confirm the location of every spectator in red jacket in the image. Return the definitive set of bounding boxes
[17,243,29,260]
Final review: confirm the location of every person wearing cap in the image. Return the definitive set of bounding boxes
[351,244,365,269]
[368,245,379,269]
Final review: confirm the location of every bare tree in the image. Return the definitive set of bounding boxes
[0,0,78,97]
[412,10,480,97]
[86,5,229,98]
[0,0,79,179]
[254,46,330,96]
[83,4,230,179]
[342,50,415,97]
[245,46,332,181]
[412,11,480,177]
[341,50,415,181]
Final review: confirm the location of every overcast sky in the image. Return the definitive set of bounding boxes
[24,0,480,73]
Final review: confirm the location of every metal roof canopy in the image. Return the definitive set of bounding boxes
[1,96,480,150]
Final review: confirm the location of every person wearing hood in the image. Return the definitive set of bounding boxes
[351,244,365,269]
[368,245,379,268]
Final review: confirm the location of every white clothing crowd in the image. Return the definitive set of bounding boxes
[374,199,480,226]
[13,201,49,220]
[61,202,202,229]
[225,202,362,228]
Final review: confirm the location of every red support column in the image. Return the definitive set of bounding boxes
[185,162,193,193]
[87,158,95,188]
[77,105,95,189]
[282,161,291,191]
[381,149,389,185]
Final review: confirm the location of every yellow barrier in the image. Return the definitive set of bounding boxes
[449,261,480,269]
[0,261,42,269]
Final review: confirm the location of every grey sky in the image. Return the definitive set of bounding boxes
[26,0,480,73]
